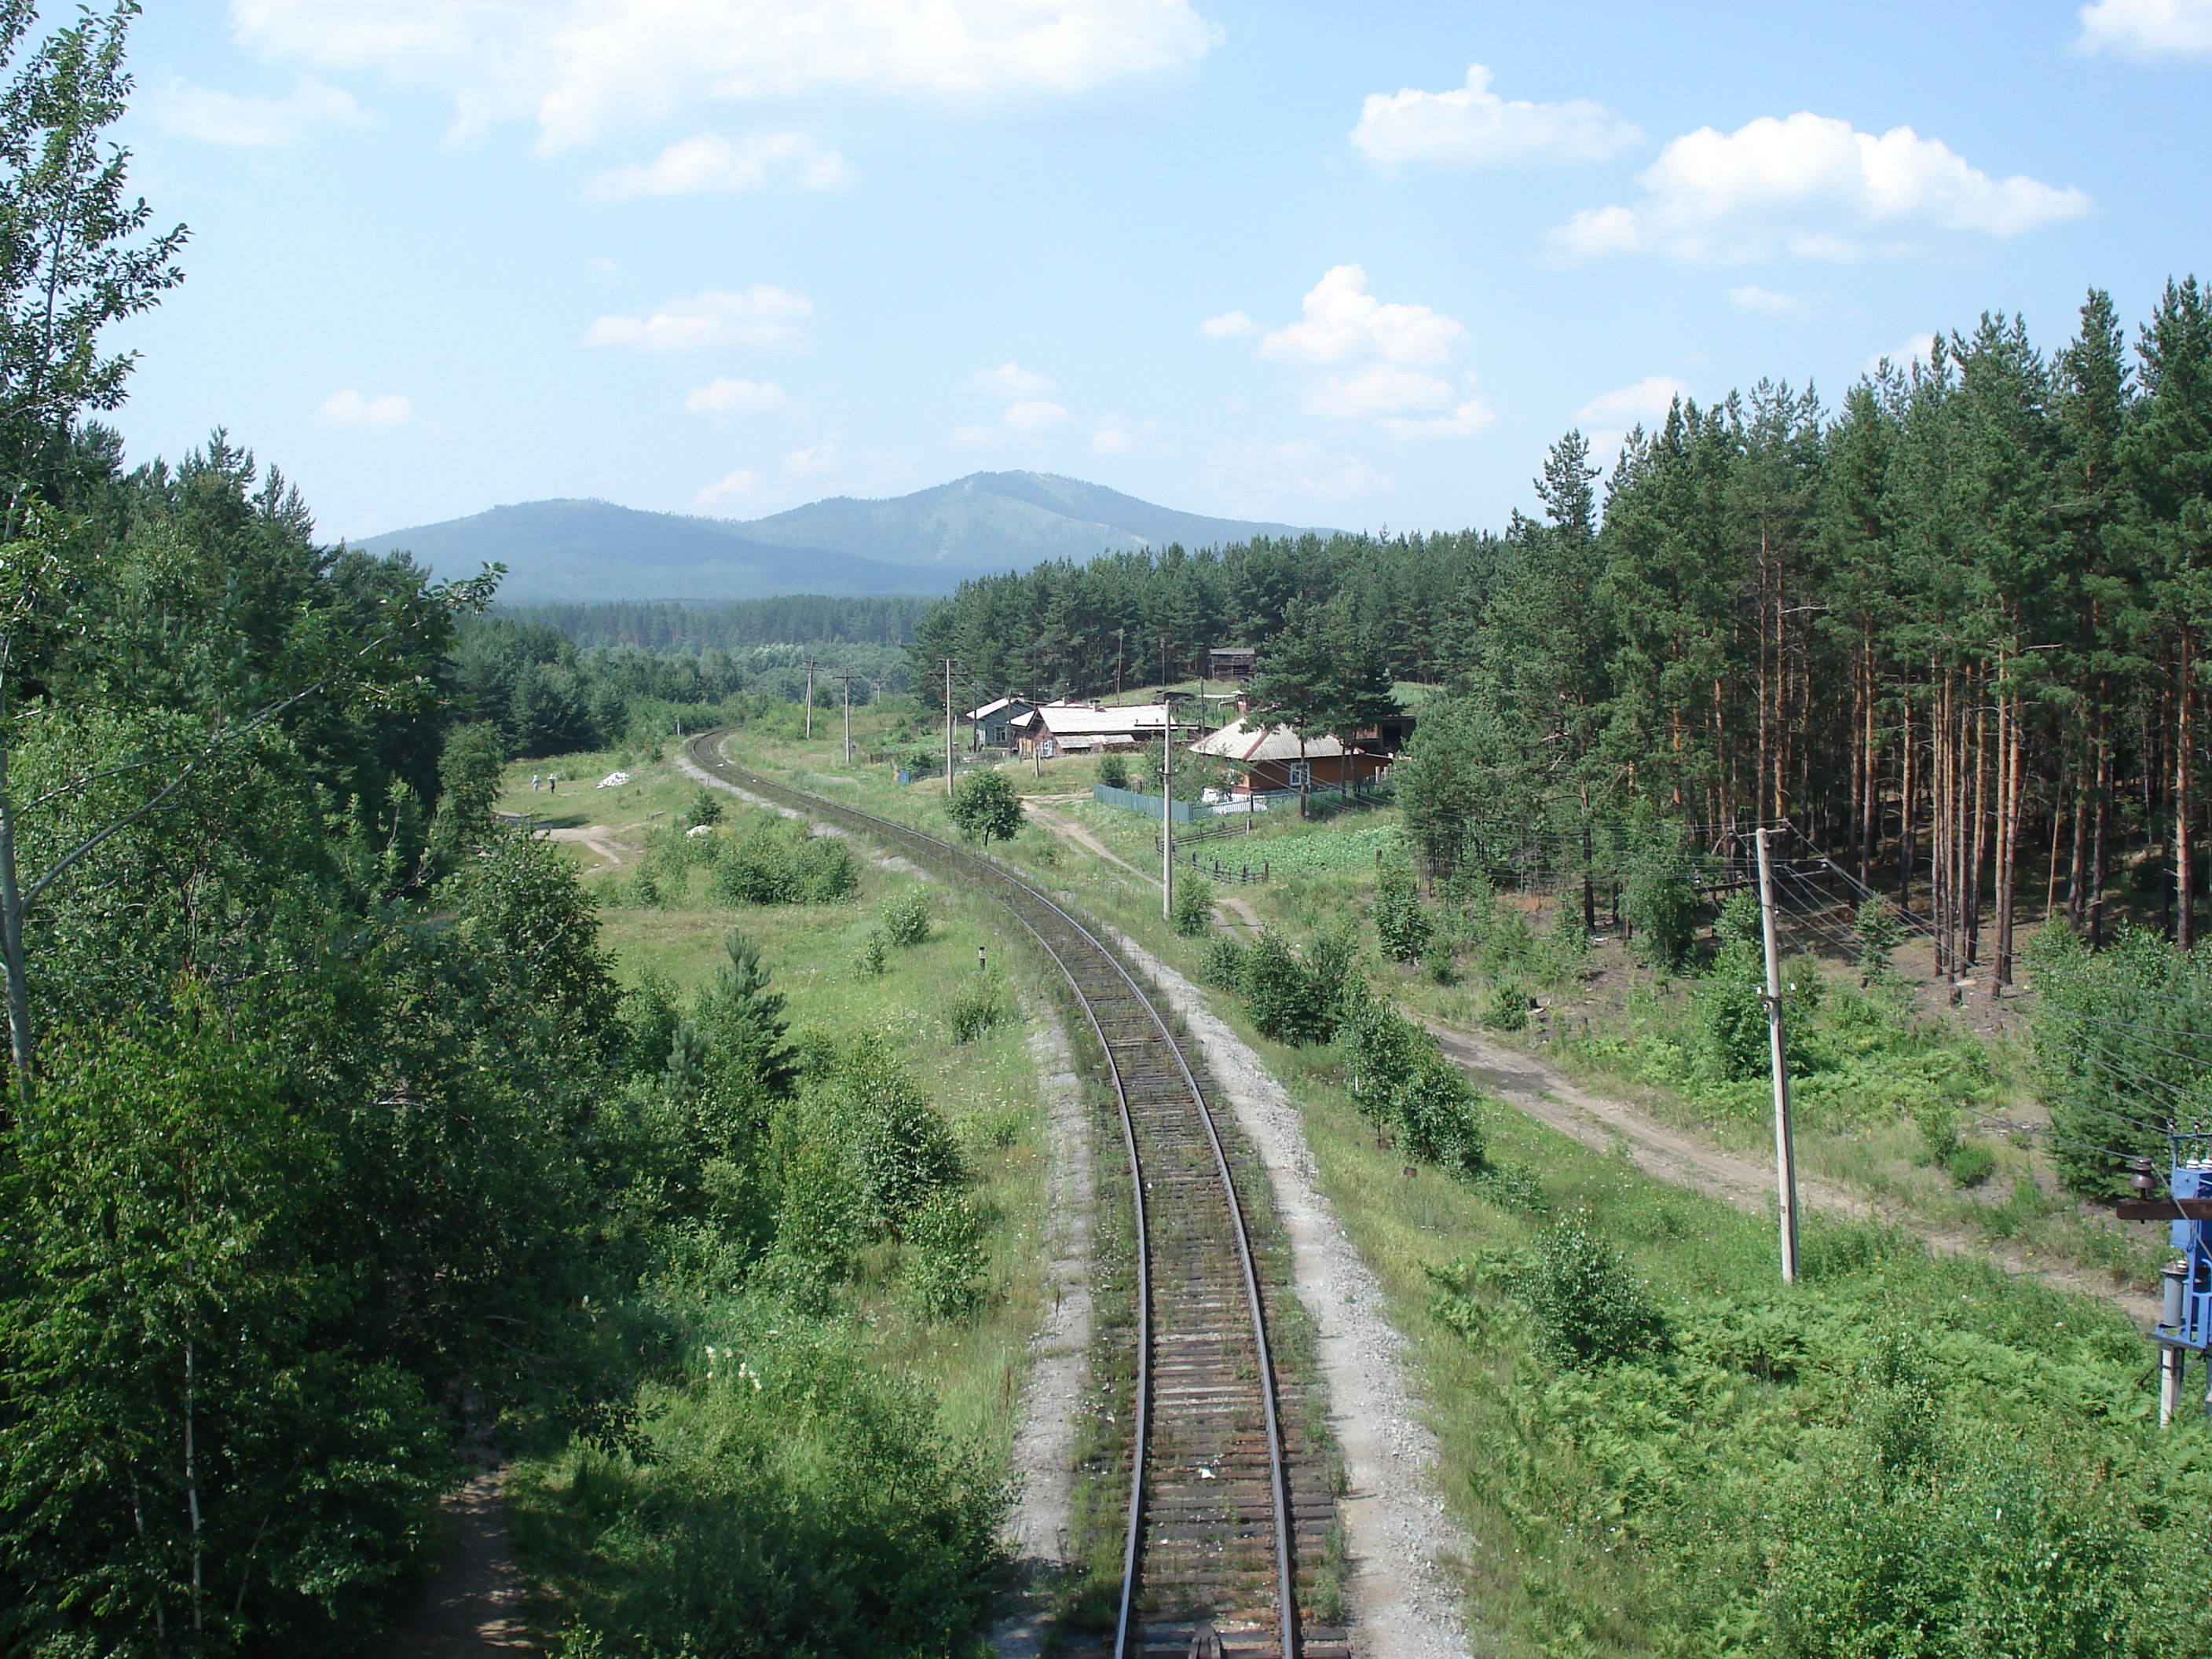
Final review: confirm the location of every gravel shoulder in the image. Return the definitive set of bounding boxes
[1108,928,1474,1659]
[1430,1020,2158,1327]
[991,998,1096,1658]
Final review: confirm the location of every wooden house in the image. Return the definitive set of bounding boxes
[1188,716,1389,793]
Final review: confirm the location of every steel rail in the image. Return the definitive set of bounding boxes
[686,734,1298,1658]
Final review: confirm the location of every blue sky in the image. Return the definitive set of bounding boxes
[101,0,2212,544]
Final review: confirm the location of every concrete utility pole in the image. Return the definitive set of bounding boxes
[1754,826,1802,1284]
[944,658,955,798]
[1162,732,1174,922]
[804,660,816,741]
[836,672,855,763]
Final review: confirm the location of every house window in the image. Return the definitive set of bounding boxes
[1287,760,1310,787]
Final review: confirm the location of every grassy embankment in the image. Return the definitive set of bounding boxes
[526,706,2204,1654]
[485,728,1064,1647]
[968,762,2209,1656]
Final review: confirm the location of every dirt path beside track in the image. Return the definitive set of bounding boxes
[1429,1021,2159,1327]
[1024,802,1264,934]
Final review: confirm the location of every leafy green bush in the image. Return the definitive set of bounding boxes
[1914,1099,1960,1164]
[1694,949,1770,1079]
[1516,1214,1669,1368]
[1242,927,1355,1044]
[517,1314,1006,1658]
[944,979,1009,1045]
[1622,846,1698,971]
[906,1191,988,1319]
[687,785,726,827]
[947,767,1024,846]
[879,887,931,947]
[1372,862,1430,962]
[1946,1141,1996,1188]
[1341,991,1423,1127]
[2028,922,2212,1196]
[712,824,859,906]
[1854,895,1903,976]
[853,926,888,978]
[1170,877,1214,936]
[1392,1050,1488,1180]
[1482,977,1529,1031]
[837,1041,966,1236]
[1095,753,1129,789]
[1199,933,1247,989]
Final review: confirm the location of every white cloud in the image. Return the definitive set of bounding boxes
[583,285,813,350]
[1211,438,1390,507]
[952,401,1072,445]
[1091,415,1162,455]
[1382,400,1493,441]
[1549,112,2092,264]
[1577,375,1689,430]
[1199,309,1256,339]
[1302,363,1455,420]
[1260,265,1466,367]
[2076,0,2212,58]
[150,75,364,145]
[1728,284,1811,315]
[1350,63,1640,170]
[969,361,1057,398]
[230,0,1221,148]
[318,388,413,427]
[1003,400,1071,431]
[683,376,790,414]
[1239,266,1489,441]
[695,468,763,504]
[784,442,838,475]
[588,131,854,197]
[1865,331,1939,374]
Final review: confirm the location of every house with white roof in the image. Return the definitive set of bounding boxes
[1188,716,1390,795]
[962,697,1035,749]
[1009,698,1179,756]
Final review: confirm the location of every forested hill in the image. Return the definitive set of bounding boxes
[498,594,931,650]
[361,474,1324,602]
[916,281,2212,991]
[354,498,936,602]
[730,470,1324,569]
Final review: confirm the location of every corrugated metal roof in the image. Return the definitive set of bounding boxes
[1188,717,1350,763]
[1018,702,1174,737]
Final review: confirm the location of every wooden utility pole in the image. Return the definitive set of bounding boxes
[1115,628,1125,700]
[1754,826,1801,1284]
[944,659,955,797]
[804,659,815,741]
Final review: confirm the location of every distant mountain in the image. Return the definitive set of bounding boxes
[357,473,1324,603]
[354,500,939,605]
[729,471,1323,569]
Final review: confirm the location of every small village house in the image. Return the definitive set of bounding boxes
[1188,716,1391,794]
[1009,698,1181,757]
[963,696,1035,749]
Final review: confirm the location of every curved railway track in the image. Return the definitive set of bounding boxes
[687,735,1346,1659]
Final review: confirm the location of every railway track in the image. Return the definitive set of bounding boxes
[686,735,1347,1659]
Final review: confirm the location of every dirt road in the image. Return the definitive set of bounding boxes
[1024,802,1264,934]
[1430,1021,2159,1326]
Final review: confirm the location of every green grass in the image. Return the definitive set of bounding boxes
[500,733,1067,1646]
[587,713,2196,1654]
